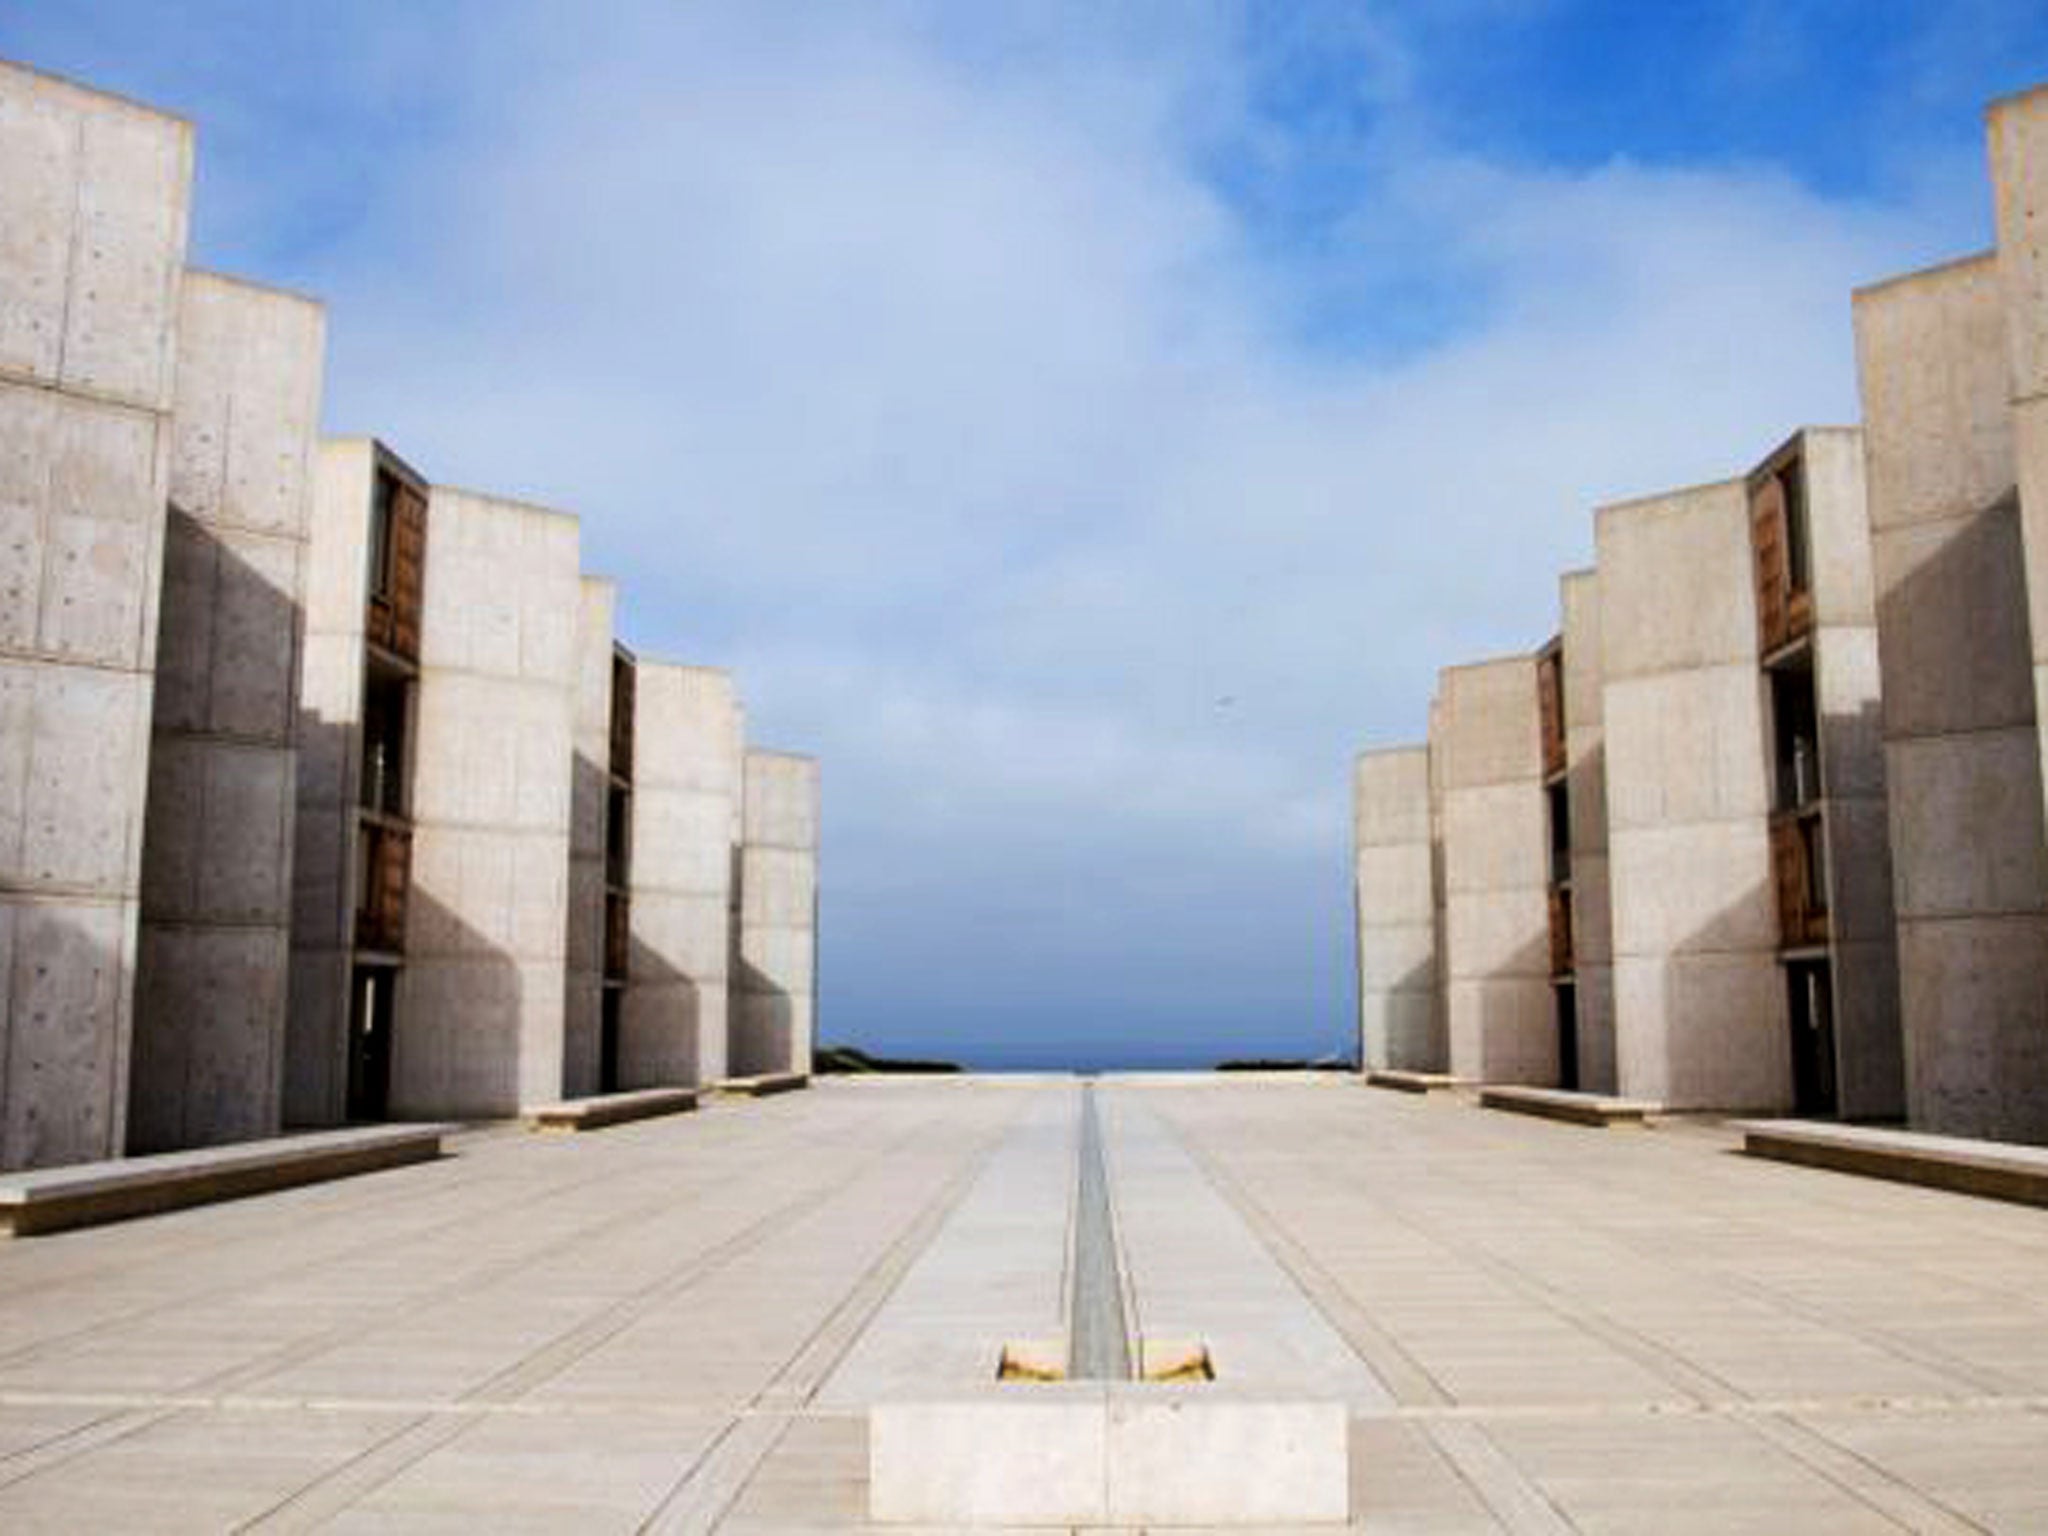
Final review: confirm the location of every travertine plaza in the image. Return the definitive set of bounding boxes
[10,47,2048,1536]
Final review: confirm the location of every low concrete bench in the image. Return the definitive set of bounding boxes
[523,1087,699,1132]
[0,1124,452,1238]
[712,1072,810,1099]
[1365,1070,1470,1095]
[1479,1086,1658,1128]
[1736,1120,2048,1208]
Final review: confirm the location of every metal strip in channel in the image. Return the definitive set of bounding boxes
[1069,1083,1133,1380]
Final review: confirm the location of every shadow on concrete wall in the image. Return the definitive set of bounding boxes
[562,747,608,1100]
[129,510,302,1155]
[733,955,795,1077]
[622,934,703,1089]
[0,902,132,1171]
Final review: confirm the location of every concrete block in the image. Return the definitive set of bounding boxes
[1895,916,2048,1143]
[1478,1085,1658,1126]
[1437,660,1540,789]
[1447,976,1555,1085]
[1872,502,2036,737]
[1353,747,1431,846]
[1606,819,1777,957]
[1354,843,1432,919]
[0,659,153,894]
[869,1395,1105,1527]
[1885,728,2048,918]
[1603,668,1771,830]
[0,62,192,411]
[1104,1392,1348,1526]
[1613,951,1789,1112]
[1990,84,2048,403]
[2,896,132,1166]
[1738,1116,2048,1210]
[1595,480,1754,677]
[1441,781,1548,893]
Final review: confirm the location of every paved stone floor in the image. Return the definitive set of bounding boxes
[1,1078,2046,1532]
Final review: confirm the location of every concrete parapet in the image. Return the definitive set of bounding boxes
[1478,1084,1658,1128]
[1738,1117,2048,1209]
[522,1086,697,1132]
[1437,658,1554,1085]
[1352,746,1439,1072]
[0,63,192,1168]
[130,273,324,1153]
[1598,480,1787,1112]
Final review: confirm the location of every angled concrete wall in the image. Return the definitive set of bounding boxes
[734,749,818,1077]
[1991,87,2048,864]
[1599,480,1786,1111]
[1854,254,2048,1141]
[129,273,323,1151]
[1352,746,1439,1072]
[0,65,191,1167]
[1559,569,1616,1094]
[563,577,615,1099]
[624,664,741,1088]
[1795,427,1903,1120]
[396,488,579,1116]
[1438,658,1554,1085]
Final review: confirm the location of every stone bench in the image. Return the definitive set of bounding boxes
[1478,1086,1658,1128]
[523,1087,700,1132]
[1365,1070,1470,1095]
[1735,1120,2048,1209]
[0,1124,452,1237]
[712,1072,810,1099]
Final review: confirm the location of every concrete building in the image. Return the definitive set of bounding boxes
[1854,254,2048,1141]
[395,486,580,1118]
[733,749,820,1076]
[128,273,324,1152]
[1437,657,1556,1085]
[1746,429,1901,1121]
[0,65,191,1168]
[1598,479,1789,1112]
[285,440,431,1126]
[622,663,742,1088]
[1351,746,1439,1073]
[1555,570,1616,1093]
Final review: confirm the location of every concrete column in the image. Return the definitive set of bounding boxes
[129,273,323,1151]
[1559,569,1616,1094]
[1854,253,2048,1141]
[1351,746,1439,1072]
[1598,481,1787,1111]
[623,663,740,1087]
[733,749,819,1076]
[562,577,615,1099]
[1438,657,1555,1085]
[397,488,579,1116]
[0,65,191,1167]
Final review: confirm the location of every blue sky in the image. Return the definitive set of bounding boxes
[7,3,2045,1068]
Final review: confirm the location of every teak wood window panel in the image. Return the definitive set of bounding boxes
[1752,459,1814,656]
[355,819,412,955]
[365,472,428,662]
[1548,886,1575,978]
[1537,644,1566,781]
[1770,808,1830,949]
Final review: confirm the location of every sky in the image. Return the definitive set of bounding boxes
[8,2,2047,1069]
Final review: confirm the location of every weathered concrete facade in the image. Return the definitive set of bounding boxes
[0,65,191,1168]
[395,488,579,1117]
[1854,255,2048,1141]
[129,273,324,1152]
[1437,658,1555,1085]
[1749,428,1902,1121]
[285,440,428,1126]
[1352,746,1439,1072]
[733,749,819,1077]
[1599,481,1788,1112]
[1557,570,1617,1094]
[622,664,741,1088]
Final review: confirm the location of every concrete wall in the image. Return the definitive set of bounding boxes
[1559,569,1616,1094]
[1352,746,1439,1072]
[396,488,579,1116]
[1853,254,2048,1141]
[624,664,741,1087]
[0,65,191,1167]
[563,577,615,1100]
[1797,427,1904,1121]
[1438,658,1554,1085]
[1598,481,1787,1111]
[129,273,323,1151]
[1991,87,2048,870]
[733,749,819,1077]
